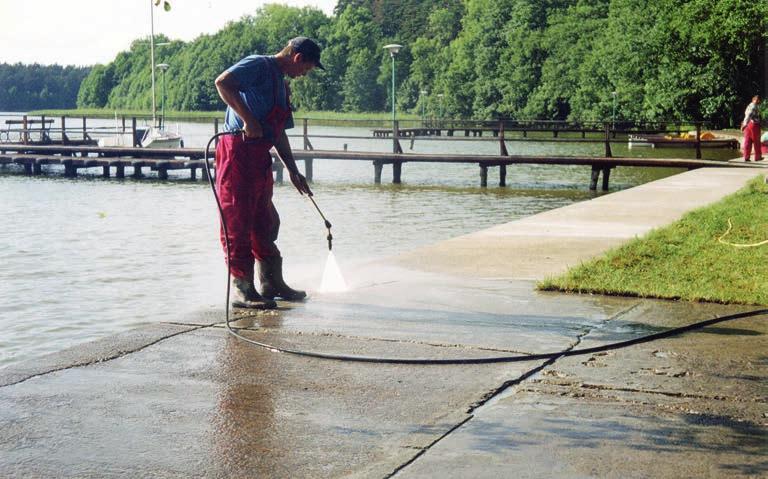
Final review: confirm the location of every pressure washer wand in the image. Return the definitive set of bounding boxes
[308,195,333,251]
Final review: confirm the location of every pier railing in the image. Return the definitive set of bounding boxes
[0,114,739,191]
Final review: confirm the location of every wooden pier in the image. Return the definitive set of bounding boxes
[0,143,755,191]
[371,120,691,139]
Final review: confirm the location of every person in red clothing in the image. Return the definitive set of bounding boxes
[741,95,762,162]
[214,37,323,309]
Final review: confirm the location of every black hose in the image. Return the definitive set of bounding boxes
[204,132,768,365]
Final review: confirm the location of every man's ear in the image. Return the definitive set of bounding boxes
[293,52,304,64]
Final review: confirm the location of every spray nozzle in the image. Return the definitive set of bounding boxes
[309,196,334,252]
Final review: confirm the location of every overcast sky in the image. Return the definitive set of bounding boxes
[0,0,337,66]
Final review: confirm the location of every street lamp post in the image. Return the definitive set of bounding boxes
[611,91,618,130]
[156,63,169,128]
[437,94,444,119]
[420,90,428,124]
[383,44,403,127]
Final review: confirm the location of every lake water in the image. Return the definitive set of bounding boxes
[0,113,739,368]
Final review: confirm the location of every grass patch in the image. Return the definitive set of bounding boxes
[538,176,768,305]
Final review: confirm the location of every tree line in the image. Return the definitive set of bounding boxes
[30,1,768,127]
[0,63,90,111]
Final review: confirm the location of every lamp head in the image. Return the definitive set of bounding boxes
[383,44,403,56]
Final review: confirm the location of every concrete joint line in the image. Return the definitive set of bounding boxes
[0,324,211,389]
[215,325,534,355]
[463,302,642,414]
[385,304,643,477]
[539,381,766,403]
[386,415,475,478]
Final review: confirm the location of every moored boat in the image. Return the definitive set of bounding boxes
[628,131,738,149]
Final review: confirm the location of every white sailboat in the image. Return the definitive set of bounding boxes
[97,113,144,147]
[143,0,183,148]
[97,1,183,149]
[140,125,182,148]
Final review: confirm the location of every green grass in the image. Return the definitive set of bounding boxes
[538,176,768,305]
[28,108,420,123]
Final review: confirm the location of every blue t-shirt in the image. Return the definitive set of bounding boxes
[223,55,294,139]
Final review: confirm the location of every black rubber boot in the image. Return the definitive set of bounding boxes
[231,275,277,309]
[258,256,307,301]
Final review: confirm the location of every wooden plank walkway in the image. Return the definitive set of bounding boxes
[0,143,757,190]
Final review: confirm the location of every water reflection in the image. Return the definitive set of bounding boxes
[212,331,285,477]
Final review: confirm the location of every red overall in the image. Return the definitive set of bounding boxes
[215,72,291,280]
[743,119,762,161]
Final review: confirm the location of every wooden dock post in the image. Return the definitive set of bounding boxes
[604,123,613,157]
[393,120,403,154]
[392,162,402,184]
[589,165,600,190]
[33,161,42,175]
[373,160,383,184]
[63,160,76,178]
[499,120,509,156]
[190,166,197,180]
[392,121,403,183]
[480,165,488,187]
[132,117,138,147]
[601,166,612,191]
[588,165,612,191]
[23,162,32,175]
[499,164,507,187]
[695,123,702,159]
[133,164,143,179]
[158,166,168,180]
[304,158,313,182]
[41,115,48,142]
[116,164,125,178]
[61,116,68,144]
[303,118,313,150]
[22,115,28,144]
[102,166,110,178]
[82,116,87,142]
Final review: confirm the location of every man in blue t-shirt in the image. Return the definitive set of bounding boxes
[214,37,323,309]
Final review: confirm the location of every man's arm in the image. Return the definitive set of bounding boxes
[742,103,755,130]
[214,70,263,139]
[274,130,313,196]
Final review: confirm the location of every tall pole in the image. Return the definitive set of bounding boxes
[383,44,403,152]
[161,68,166,127]
[420,90,427,124]
[149,0,157,127]
[391,54,396,126]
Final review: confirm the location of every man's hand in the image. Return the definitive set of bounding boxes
[289,170,313,196]
[243,121,264,139]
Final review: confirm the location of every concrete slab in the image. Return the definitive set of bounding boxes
[0,325,532,478]
[394,301,768,479]
[0,323,201,388]
[394,168,766,280]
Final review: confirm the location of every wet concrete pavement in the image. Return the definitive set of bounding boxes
[1,168,766,478]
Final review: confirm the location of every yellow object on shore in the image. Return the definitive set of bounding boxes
[665,131,716,140]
